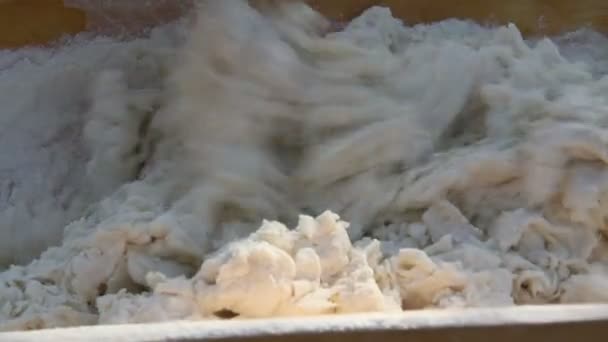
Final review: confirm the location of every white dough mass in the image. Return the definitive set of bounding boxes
[2,0,608,331]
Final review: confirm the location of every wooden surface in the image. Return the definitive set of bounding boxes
[68,0,193,35]
[0,0,85,48]
[304,0,608,36]
[1,0,608,48]
[3,305,608,342]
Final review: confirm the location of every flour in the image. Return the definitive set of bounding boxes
[0,25,184,267]
[2,0,608,331]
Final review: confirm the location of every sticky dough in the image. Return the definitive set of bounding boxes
[3,0,608,331]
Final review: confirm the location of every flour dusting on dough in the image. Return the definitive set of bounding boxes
[2,0,608,331]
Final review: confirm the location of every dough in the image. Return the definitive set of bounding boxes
[2,0,608,331]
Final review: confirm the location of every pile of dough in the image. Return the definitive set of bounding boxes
[2,0,608,331]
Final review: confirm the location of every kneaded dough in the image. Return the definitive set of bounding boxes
[3,0,608,331]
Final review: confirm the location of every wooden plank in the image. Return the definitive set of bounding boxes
[304,0,608,36]
[2,0,608,49]
[70,1,193,35]
[3,304,608,342]
[0,0,85,48]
